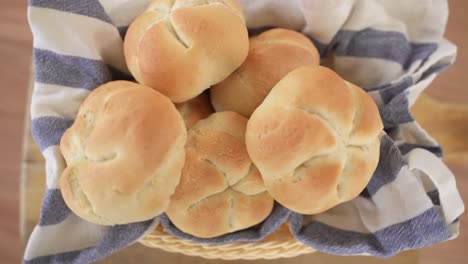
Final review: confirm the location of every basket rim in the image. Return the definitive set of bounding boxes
[138,223,315,260]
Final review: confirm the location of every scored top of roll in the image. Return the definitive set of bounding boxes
[59,81,187,225]
[124,0,249,103]
[246,66,383,214]
[211,28,320,117]
[166,111,274,238]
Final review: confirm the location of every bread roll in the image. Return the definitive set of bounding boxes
[124,0,249,103]
[211,28,320,117]
[60,81,187,225]
[166,112,274,238]
[246,66,383,214]
[175,93,213,129]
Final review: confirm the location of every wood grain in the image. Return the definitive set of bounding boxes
[0,0,466,263]
[425,0,468,104]
[411,94,468,162]
[0,0,31,263]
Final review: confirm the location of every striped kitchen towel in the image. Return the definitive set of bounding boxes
[25,0,464,263]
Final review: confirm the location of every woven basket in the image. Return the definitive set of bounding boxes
[139,223,315,260]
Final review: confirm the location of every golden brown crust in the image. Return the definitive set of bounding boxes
[124,0,249,103]
[211,28,320,117]
[346,81,384,145]
[175,93,213,129]
[246,66,383,214]
[249,28,318,52]
[60,81,187,225]
[166,112,274,238]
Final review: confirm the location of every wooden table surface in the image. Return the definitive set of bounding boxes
[1,0,467,263]
[0,0,32,263]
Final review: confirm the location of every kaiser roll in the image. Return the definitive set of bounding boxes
[175,92,213,129]
[246,66,383,214]
[124,0,249,103]
[166,112,274,238]
[60,81,187,225]
[211,28,320,117]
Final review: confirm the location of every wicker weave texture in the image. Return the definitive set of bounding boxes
[139,224,315,260]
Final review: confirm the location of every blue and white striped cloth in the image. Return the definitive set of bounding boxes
[26,0,465,263]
